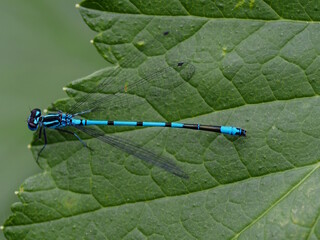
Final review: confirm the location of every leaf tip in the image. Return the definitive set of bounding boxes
[14,191,19,195]
[27,144,31,149]
[62,86,68,91]
[75,3,80,8]
[0,226,4,230]
[90,39,94,44]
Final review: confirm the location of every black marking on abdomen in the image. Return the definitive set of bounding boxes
[137,122,143,126]
[108,121,114,125]
[183,123,198,130]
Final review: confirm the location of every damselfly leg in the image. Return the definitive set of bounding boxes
[56,128,93,151]
[36,127,47,164]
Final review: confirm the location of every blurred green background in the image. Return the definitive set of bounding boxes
[0,1,105,238]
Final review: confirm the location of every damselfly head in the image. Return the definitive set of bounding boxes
[27,108,41,131]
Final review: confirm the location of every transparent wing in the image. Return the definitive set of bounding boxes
[60,30,195,115]
[68,61,195,115]
[75,125,188,179]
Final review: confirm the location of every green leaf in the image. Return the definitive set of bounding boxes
[4,0,320,239]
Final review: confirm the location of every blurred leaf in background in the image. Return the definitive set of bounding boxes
[0,1,105,239]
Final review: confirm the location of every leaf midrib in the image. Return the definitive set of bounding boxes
[232,162,320,239]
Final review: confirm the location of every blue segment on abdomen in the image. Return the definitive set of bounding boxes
[84,120,108,126]
[143,122,165,127]
[72,119,82,125]
[114,121,137,126]
[171,122,184,128]
[220,126,239,135]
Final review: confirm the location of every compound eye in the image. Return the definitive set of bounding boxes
[30,108,41,118]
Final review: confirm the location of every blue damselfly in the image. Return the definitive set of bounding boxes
[27,31,246,178]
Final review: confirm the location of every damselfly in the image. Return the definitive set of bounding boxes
[27,31,246,178]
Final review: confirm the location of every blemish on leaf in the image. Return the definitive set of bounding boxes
[222,46,227,56]
[249,0,255,9]
[235,0,245,9]
[136,40,145,46]
[63,196,77,209]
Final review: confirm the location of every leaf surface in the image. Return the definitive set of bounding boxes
[4,0,320,239]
